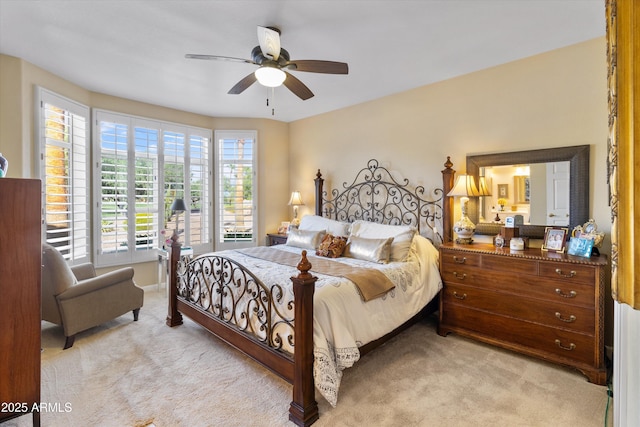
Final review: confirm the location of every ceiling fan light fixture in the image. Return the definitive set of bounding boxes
[255,66,286,87]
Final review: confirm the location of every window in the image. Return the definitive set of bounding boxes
[214,130,257,250]
[94,110,211,266]
[37,88,90,264]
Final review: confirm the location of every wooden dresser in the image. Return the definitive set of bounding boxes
[438,242,607,385]
[0,179,42,426]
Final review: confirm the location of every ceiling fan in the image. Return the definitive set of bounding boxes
[186,26,349,100]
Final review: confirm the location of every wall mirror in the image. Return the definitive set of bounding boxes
[466,145,590,238]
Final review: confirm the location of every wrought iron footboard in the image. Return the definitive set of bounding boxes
[176,254,296,354]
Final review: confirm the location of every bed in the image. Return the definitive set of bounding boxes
[166,157,457,426]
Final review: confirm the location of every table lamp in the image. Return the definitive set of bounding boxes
[288,191,304,227]
[171,198,188,237]
[447,174,480,244]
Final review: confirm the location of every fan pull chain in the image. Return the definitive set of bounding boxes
[266,87,275,116]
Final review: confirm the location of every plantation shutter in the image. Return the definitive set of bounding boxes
[187,132,211,249]
[133,125,160,251]
[38,88,90,264]
[214,130,257,250]
[162,129,186,243]
[97,115,131,264]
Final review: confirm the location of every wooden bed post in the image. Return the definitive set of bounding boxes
[289,251,319,427]
[314,169,323,216]
[442,156,456,243]
[165,232,183,327]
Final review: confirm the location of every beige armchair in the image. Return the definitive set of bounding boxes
[41,244,144,349]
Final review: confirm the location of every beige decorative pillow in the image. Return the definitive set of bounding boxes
[349,220,417,262]
[316,234,348,258]
[299,215,351,237]
[343,235,393,263]
[285,228,326,250]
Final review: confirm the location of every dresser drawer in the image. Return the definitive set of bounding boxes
[538,261,596,286]
[482,254,538,275]
[440,264,481,285]
[440,249,481,267]
[441,283,595,333]
[443,305,596,366]
[443,267,595,307]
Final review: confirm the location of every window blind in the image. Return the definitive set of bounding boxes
[38,88,90,264]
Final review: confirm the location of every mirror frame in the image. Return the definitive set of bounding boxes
[466,145,590,239]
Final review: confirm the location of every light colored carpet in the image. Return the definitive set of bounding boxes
[8,288,611,427]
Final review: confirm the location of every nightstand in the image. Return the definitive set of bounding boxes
[267,233,288,246]
[158,247,194,291]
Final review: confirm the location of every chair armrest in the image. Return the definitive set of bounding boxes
[71,262,97,281]
[57,267,136,301]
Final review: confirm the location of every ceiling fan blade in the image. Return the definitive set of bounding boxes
[283,71,314,100]
[286,60,348,74]
[228,72,258,95]
[185,54,255,65]
[257,26,281,61]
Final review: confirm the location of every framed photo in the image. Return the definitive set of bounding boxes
[542,226,569,253]
[567,236,595,258]
[277,221,290,234]
[497,184,509,198]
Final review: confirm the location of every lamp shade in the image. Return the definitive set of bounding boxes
[477,176,492,196]
[171,198,188,212]
[255,66,286,87]
[288,191,304,206]
[447,175,480,197]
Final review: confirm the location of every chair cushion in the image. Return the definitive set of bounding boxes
[42,244,77,295]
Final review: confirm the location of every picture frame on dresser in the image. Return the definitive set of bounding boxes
[567,236,595,258]
[542,226,568,253]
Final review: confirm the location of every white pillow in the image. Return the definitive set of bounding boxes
[349,220,416,262]
[344,235,393,264]
[285,228,326,250]
[299,215,350,237]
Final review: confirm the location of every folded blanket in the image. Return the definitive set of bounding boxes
[239,247,395,301]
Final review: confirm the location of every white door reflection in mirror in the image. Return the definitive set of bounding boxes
[546,162,570,226]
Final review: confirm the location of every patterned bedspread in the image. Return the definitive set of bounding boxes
[199,235,442,407]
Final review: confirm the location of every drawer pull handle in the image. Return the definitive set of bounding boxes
[555,339,576,351]
[452,272,467,280]
[452,291,467,300]
[555,288,577,298]
[555,312,577,323]
[555,268,576,278]
[453,256,466,264]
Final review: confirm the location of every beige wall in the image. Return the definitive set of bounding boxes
[289,37,609,248]
[0,54,289,285]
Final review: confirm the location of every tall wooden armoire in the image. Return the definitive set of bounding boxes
[0,178,42,426]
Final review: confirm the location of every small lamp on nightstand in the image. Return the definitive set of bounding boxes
[288,191,304,227]
[171,198,188,239]
[447,174,480,244]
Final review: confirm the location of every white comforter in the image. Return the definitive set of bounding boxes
[207,235,442,407]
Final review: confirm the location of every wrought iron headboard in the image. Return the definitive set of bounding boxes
[314,159,445,244]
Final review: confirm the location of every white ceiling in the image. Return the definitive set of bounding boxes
[0,0,605,123]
